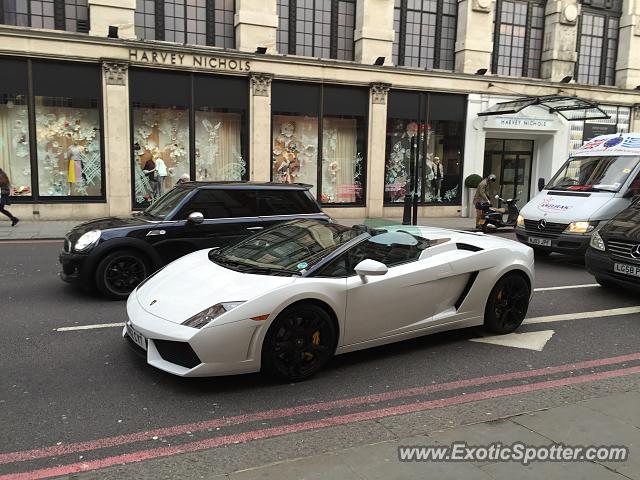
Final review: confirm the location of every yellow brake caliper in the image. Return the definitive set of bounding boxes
[304,331,321,361]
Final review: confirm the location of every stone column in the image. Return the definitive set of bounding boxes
[616,0,640,89]
[88,0,136,39]
[366,83,390,218]
[354,0,395,64]
[102,61,133,216]
[250,73,273,182]
[540,0,580,81]
[235,0,278,53]
[454,0,494,73]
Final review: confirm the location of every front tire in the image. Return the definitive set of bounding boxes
[484,273,530,334]
[95,249,150,300]
[262,304,337,381]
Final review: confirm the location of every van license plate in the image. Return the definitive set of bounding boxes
[528,236,551,247]
[614,263,640,278]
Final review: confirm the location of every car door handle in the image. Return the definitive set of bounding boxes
[246,226,264,231]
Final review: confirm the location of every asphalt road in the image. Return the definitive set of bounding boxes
[1,234,639,479]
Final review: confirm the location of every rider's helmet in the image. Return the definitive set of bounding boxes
[488,173,497,182]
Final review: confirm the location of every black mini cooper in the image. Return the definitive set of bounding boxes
[586,196,640,291]
[59,182,329,299]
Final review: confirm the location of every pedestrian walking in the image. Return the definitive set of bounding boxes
[473,173,496,229]
[0,168,19,226]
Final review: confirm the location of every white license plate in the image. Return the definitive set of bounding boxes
[127,323,147,351]
[614,263,640,278]
[528,236,551,247]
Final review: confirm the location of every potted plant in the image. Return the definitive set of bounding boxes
[464,174,483,218]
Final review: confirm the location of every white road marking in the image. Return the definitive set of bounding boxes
[56,306,640,333]
[524,306,640,325]
[470,330,555,351]
[56,322,125,332]
[534,284,599,292]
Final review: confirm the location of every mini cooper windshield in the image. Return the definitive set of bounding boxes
[209,220,360,275]
[141,187,191,219]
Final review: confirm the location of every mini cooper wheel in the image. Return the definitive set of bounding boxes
[262,304,337,381]
[484,273,530,334]
[95,250,150,300]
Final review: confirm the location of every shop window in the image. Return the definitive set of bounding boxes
[576,2,620,86]
[392,0,457,70]
[32,61,103,198]
[130,69,248,209]
[0,0,89,31]
[271,82,367,205]
[491,0,544,78]
[276,0,356,61]
[135,0,234,47]
[384,91,464,205]
[0,58,31,198]
[132,104,190,207]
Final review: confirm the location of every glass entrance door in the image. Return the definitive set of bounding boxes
[483,139,533,209]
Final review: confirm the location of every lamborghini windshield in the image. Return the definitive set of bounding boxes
[547,156,640,192]
[210,220,360,275]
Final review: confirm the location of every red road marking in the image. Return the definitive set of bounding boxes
[3,351,640,465]
[3,365,640,480]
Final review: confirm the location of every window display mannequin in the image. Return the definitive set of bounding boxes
[432,156,444,200]
[67,141,84,194]
[143,157,160,199]
[155,157,167,196]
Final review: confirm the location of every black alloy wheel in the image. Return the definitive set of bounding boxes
[484,273,530,334]
[95,249,149,299]
[262,304,337,381]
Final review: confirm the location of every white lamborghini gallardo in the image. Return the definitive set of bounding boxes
[124,219,534,380]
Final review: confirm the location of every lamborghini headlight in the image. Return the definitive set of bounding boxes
[74,230,101,252]
[590,231,606,251]
[516,214,525,228]
[181,301,246,329]
[564,221,598,234]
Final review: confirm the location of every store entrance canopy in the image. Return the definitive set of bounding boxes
[477,95,610,121]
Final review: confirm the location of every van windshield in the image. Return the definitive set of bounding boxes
[547,156,640,193]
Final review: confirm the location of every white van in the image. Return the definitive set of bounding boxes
[515,133,640,255]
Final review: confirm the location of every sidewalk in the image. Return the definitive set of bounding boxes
[216,389,640,480]
[0,216,477,240]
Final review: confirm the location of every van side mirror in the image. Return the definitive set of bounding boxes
[187,211,204,224]
[538,178,546,192]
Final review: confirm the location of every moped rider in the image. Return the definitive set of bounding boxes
[473,173,497,230]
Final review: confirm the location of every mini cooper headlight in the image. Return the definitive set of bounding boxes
[182,301,246,329]
[74,230,101,252]
[590,231,606,251]
[564,221,598,234]
[516,214,525,228]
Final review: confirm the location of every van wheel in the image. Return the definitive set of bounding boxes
[95,250,150,300]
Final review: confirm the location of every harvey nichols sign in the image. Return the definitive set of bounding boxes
[129,49,251,72]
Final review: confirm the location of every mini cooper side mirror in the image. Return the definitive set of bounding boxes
[187,211,204,224]
[354,259,388,281]
[494,194,500,199]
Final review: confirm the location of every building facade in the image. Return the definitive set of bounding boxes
[1,0,639,221]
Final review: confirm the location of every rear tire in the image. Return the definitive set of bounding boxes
[484,273,530,334]
[261,303,337,381]
[95,249,150,300]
